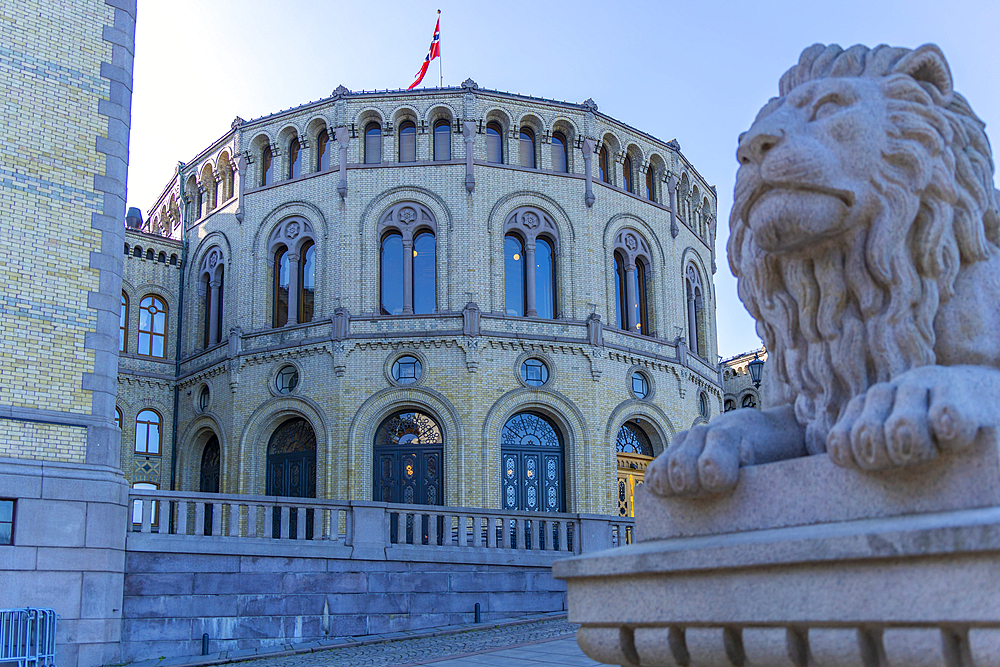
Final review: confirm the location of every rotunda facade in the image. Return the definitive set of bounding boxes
[117,81,720,516]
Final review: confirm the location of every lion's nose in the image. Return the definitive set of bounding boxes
[737,129,783,166]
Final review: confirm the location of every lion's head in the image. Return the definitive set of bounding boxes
[728,43,1000,454]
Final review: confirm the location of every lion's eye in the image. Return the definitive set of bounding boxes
[812,98,844,121]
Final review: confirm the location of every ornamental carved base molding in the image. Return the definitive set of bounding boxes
[554,433,1000,667]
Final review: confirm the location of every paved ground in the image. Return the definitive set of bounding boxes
[141,615,603,667]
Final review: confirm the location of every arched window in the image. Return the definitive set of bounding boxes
[724,399,736,412]
[373,411,444,507]
[634,258,648,335]
[137,296,166,358]
[200,435,221,535]
[685,264,706,357]
[501,412,564,513]
[413,232,436,314]
[134,410,161,455]
[201,273,222,347]
[742,394,757,409]
[316,129,330,171]
[287,138,301,179]
[364,122,382,164]
[380,232,404,315]
[504,235,525,317]
[551,132,567,173]
[599,145,610,184]
[519,127,535,169]
[613,251,627,330]
[535,237,555,319]
[486,122,503,164]
[616,421,654,518]
[399,121,416,162]
[115,407,122,430]
[273,247,289,327]
[433,120,451,161]
[623,156,633,193]
[260,145,273,186]
[646,168,655,201]
[299,241,315,323]
[616,422,653,456]
[119,292,128,352]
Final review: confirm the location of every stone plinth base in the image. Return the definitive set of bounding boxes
[554,435,1000,667]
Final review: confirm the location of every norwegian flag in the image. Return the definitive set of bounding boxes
[408,13,440,90]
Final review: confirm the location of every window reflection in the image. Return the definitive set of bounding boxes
[519,127,535,168]
[317,130,329,171]
[535,237,555,319]
[413,233,436,314]
[504,235,525,316]
[380,233,404,315]
[434,120,451,161]
[274,248,289,327]
[551,132,567,173]
[486,122,503,164]
[288,138,301,179]
[365,122,381,164]
[399,122,416,162]
[300,242,315,323]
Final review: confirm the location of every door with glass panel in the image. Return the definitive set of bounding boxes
[266,418,316,538]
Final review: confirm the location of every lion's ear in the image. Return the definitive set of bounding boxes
[893,44,953,97]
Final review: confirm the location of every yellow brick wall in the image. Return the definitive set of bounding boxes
[0,418,87,463]
[0,1,114,427]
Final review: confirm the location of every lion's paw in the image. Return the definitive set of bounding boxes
[645,423,751,497]
[826,366,990,470]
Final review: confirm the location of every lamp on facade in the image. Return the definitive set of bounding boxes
[748,352,764,389]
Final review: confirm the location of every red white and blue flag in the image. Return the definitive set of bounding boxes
[408,12,440,90]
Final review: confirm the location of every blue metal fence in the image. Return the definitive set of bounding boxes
[0,609,57,667]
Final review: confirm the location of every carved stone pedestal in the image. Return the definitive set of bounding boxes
[554,432,1000,667]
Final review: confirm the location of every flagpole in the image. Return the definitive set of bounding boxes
[437,10,442,87]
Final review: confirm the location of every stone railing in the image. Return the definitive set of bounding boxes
[127,489,634,562]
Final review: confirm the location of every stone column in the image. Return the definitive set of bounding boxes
[667,173,679,238]
[208,278,222,345]
[525,240,537,317]
[335,126,349,198]
[402,238,414,315]
[287,252,300,324]
[625,262,637,331]
[462,120,476,193]
[582,138,595,207]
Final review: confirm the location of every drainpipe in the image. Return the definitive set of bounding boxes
[169,162,188,522]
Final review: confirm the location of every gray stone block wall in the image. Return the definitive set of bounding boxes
[120,550,566,662]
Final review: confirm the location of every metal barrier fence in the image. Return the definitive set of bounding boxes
[0,609,57,667]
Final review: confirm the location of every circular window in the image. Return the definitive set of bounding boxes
[198,386,210,412]
[520,358,549,387]
[275,365,299,395]
[391,355,422,385]
[699,392,710,418]
[631,371,649,399]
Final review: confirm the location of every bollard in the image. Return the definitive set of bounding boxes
[202,633,210,655]
[474,602,481,623]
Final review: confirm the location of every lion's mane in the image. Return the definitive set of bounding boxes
[728,44,1000,454]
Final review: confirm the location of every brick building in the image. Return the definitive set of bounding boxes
[118,81,720,520]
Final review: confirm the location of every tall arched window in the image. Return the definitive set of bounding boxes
[504,235,525,317]
[486,122,503,164]
[634,258,648,335]
[413,232,436,314]
[599,145,610,183]
[685,264,705,357]
[134,410,161,455]
[380,232,404,315]
[535,237,555,319]
[613,230,653,335]
[119,292,128,352]
[200,247,225,348]
[646,168,655,201]
[519,127,535,168]
[317,129,330,171]
[137,296,166,358]
[742,393,757,409]
[614,252,627,329]
[399,121,416,162]
[273,247,289,327]
[260,146,273,186]
[433,120,451,161]
[365,122,382,164]
[379,203,437,316]
[501,412,564,513]
[288,138,301,179]
[623,156,633,193]
[299,241,315,323]
[551,132,567,173]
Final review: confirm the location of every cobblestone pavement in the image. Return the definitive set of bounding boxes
[232,617,600,667]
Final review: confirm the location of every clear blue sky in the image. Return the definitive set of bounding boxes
[127,0,1000,358]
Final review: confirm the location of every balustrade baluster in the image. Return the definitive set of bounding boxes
[427,511,438,546]
[532,519,542,551]
[558,520,568,552]
[194,502,206,536]
[177,500,189,536]
[487,517,497,548]
[140,497,152,534]
[280,505,290,539]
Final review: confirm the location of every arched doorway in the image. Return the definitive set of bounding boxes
[616,421,654,517]
[199,435,220,535]
[500,412,565,513]
[266,417,316,538]
[373,411,444,545]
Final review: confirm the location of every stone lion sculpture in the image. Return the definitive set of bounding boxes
[647,43,1000,497]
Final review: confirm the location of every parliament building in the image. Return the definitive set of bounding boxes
[117,80,720,519]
